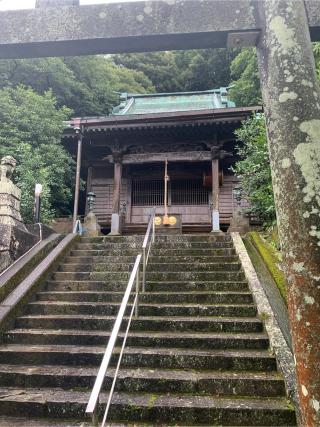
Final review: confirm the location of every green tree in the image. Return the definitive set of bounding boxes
[0,56,154,116]
[115,49,238,93]
[0,86,73,223]
[233,114,275,225]
[114,52,182,93]
[228,48,262,106]
[176,49,238,92]
[63,56,154,115]
[313,42,320,80]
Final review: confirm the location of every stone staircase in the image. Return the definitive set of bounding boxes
[0,234,296,426]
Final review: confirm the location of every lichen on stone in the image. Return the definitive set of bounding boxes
[279,91,298,103]
[269,15,296,53]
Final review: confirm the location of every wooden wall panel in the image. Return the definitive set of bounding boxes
[88,167,245,226]
[131,206,210,224]
[88,166,128,224]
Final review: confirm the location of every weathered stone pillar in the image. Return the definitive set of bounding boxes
[255,1,320,424]
[110,153,122,235]
[0,156,38,272]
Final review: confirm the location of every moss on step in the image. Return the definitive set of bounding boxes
[246,232,288,304]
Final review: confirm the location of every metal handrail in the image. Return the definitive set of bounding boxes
[85,208,157,426]
[86,254,142,426]
[142,207,156,292]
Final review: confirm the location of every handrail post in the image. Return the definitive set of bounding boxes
[92,400,99,427]
[142,247,146,293]
[135,266,139,317]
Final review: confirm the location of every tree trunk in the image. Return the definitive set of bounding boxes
[255,1,320,425]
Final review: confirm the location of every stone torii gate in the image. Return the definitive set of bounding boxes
[0,0,319,424]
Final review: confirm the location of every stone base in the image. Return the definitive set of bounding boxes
[109,213,122,236]
[0,224,39,273]
[211,230,225,235]
[83,212,101,237]
[211,210,221,233]
[227,209,250,235]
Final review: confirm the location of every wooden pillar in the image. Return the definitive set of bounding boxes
[112,160,122,214]
[211,155,220,232]
[255,1,320,425]
[72,132,82,230]
[110,153,122,235]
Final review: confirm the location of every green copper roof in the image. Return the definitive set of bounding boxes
[112,88,236,115]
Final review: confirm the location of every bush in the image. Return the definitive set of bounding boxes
[232,114,276,226]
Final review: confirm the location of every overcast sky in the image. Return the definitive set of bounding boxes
[0,0,140,10]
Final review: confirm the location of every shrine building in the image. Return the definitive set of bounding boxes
[64,88,261,234]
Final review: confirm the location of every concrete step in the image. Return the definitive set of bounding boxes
[76,242,234,250]
[45,280,250,293]
[26,301,257,317]
[154,234,232,242]
[58,263,133,272]
[0,418,148,427]
[0,417,86,427]
[58,262,242,273]
[0,387,296,425]
[65,255,239,264]
[16,315,264,333]
[36,291,254,304]
[65,255,137,264]
[0,345,278,371]
[81,235,231,243]
[53,271,245,282]
[0,365,285,396]
[46,280,130,292]
[152,241,234,249]
[5,329,269,349]
[70,248,237,257]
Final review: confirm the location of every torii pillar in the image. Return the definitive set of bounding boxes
[255,1,320,425]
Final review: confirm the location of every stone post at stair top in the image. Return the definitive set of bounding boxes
[0,155,26,230]
[210,145,226,234]
[227,185,250,235]
[110,152,123,235]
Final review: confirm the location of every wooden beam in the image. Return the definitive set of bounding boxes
[72,133,82,229]
[112,161,122,214]
[122,151,212,165]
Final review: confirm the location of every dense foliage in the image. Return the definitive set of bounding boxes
[232,114,276,225]
[0,86,73,222]
[231,43,320,226]
[0,56,154,116]
[0,56,155,222]
[314,43,320,80]
[228,48,261,106]
[115,49,238,93]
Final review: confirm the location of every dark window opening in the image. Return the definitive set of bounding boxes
[132,178,209,206]
[132,179,164,206]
